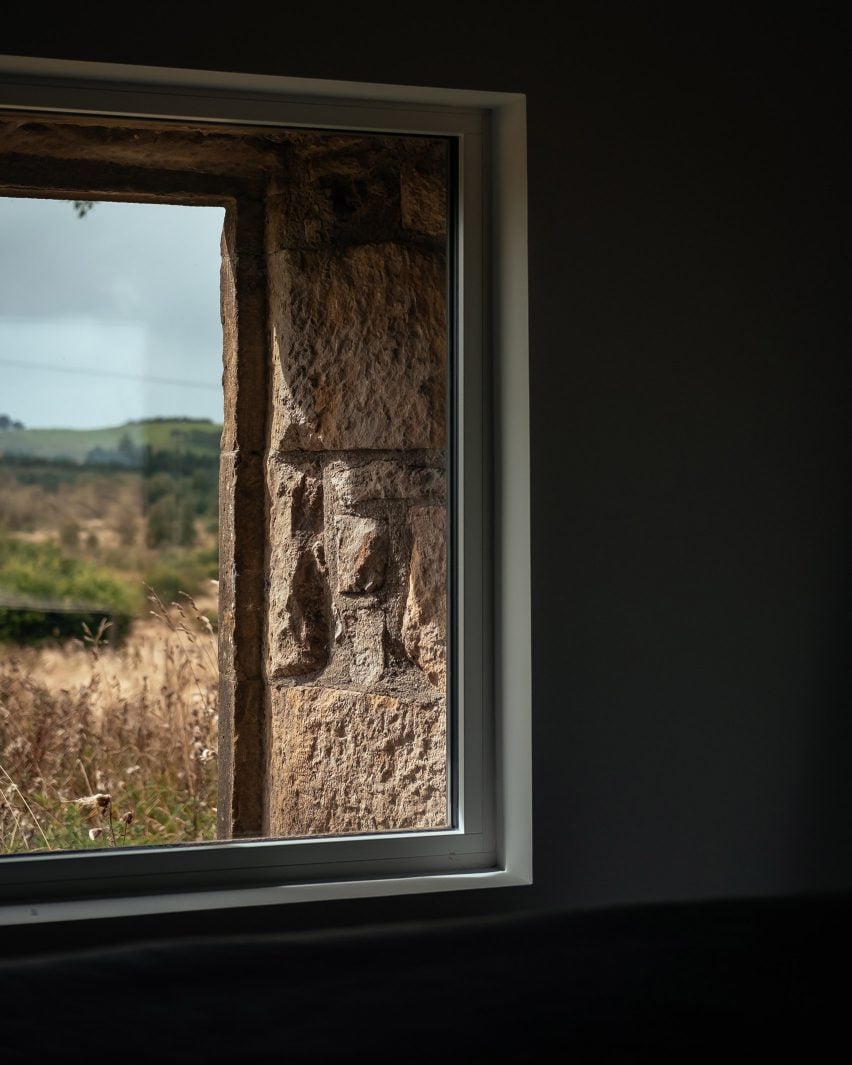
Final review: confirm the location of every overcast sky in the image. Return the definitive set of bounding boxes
[0,198,225,429]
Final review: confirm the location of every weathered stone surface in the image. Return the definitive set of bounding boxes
[218,673,265,839]
[400,160,447,239]
[402,506,447,689]
[220,449,266,673]
[267,686,447,837]
[270,453,324,535]
[349,608,386,686]
[335,515,388,594]
[220,205,268,456]
[267,134,447,250]
[219,223,238,454]
[268,242,447,451]
[218,450,238,665]
[0,114,287,179]
[329,460,446,509]
[267,140,403,250]
[266,455,330,679]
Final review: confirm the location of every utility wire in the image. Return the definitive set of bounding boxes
[0,356,219,390]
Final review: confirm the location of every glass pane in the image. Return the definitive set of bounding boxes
[0,197,225,852]
[0,124,451,856]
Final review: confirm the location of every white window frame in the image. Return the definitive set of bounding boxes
[0,56,531,925]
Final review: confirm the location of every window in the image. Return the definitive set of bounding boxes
[0,56,531,923]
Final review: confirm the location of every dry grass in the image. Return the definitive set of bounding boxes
[0,590,218,854]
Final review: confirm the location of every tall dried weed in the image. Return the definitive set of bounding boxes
[0,590,217,853]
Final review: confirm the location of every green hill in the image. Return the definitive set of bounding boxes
[0,419,221,465]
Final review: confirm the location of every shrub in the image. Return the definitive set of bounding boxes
[0,534,140,643]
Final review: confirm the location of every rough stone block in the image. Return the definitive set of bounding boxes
[221,203,268,456]
[402,505,447,690]
[267,144,402,249]
[350,608,386,686]
[219,224,238,454]
[266,455,330,679]
[268,243,447,451]
[218,450,237,660]
[335,515,388,594]
[218,673,266,838]
[267,686,447,837]
[400,160,447,239]
[219,449,266,671]
[266,133,447,250]
[328,460,446,510]
[0,114,285,179]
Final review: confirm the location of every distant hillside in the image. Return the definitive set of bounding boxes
[0,418,221,465]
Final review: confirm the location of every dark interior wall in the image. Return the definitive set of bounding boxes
[1,7,849,946]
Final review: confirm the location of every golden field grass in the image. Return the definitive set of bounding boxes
[0,591,218,854]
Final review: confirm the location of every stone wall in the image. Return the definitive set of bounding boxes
[263,135,449,837]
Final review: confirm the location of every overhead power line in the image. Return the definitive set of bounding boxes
[0,355,219,390]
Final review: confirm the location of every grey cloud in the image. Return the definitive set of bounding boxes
[0,197,225,426]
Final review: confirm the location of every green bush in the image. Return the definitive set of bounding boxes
[0,534,140,644]
[0,607,133,644]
